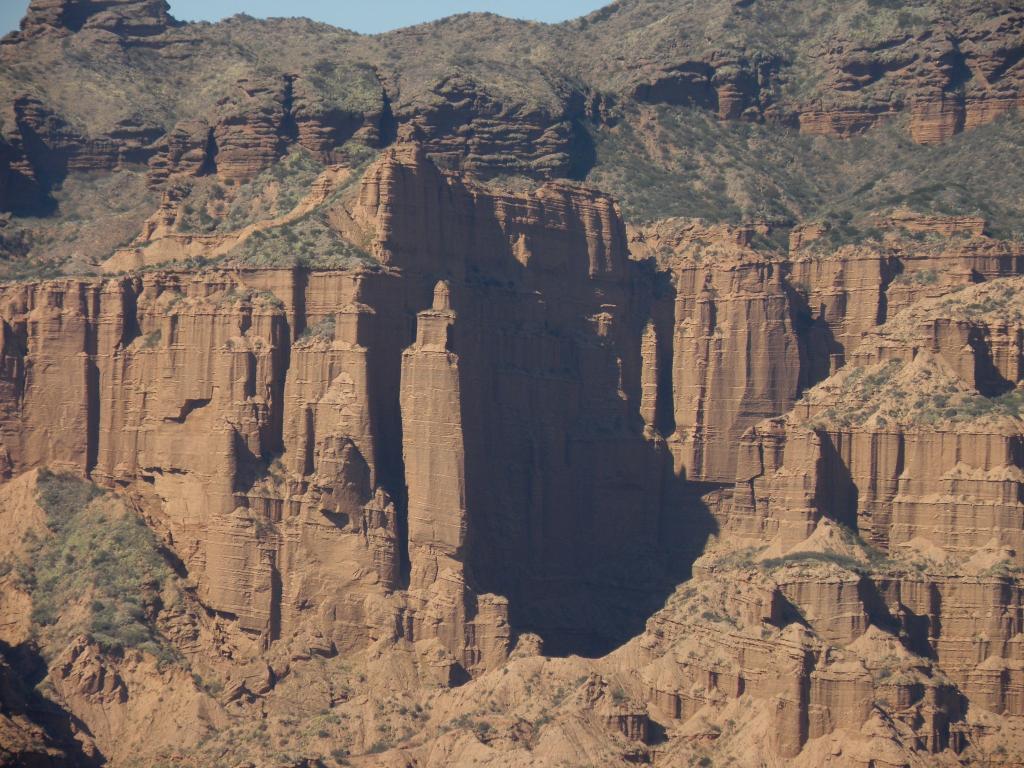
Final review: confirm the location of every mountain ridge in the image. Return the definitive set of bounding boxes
[1,1,1024,766]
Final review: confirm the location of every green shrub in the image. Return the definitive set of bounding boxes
[897,268,939,286]
[227,210,374,270]
[366,740,392,754]
[699,610,738,627]
[174,149,326,237]
[759,550,865,573]
[142,329,162,349]
[299,315,336,341]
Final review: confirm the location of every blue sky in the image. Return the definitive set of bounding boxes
[2,1,610,34]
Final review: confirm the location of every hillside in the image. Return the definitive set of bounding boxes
[1,1,1024,766]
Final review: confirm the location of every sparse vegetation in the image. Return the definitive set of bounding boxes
[227,210,374,269]
[175,148,325,236]
[700,609,739,627]
[20,470,178,662]
[894,268,940,286]
[759,550,866,573]
[3,5,1024,767]
[0,169,157,280]
[299,314,336,341]
[587,103,1024,238]
[803,352,1024,431]
[142,329,162,349]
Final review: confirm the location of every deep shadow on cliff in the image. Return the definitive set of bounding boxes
[404,187,724,658]
[3,1,1024,765]
[0,641,100,767]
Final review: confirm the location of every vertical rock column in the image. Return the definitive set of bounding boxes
[276,299,403,650]
[639,320,660,436]
[400,281,509,677]
[670,257,801,482]
[402,281,466,570]
[20,281,96,474]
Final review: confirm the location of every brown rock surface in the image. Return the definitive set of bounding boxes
[2,146,1024,765]
[0,144,681,679]
[724,277,1024,738]
[3,2,1024,766]
[790,218,1024,380]
[0,648,74,767]
[47,636,227,764]
[17,0,176,39]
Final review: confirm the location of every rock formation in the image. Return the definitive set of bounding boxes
[16,0,176,39]
[1,1,1024,766]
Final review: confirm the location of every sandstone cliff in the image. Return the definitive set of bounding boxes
[2,1,1024,766]
[0,136,1021,767]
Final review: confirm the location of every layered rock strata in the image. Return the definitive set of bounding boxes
[0,145,680,673]
[4,0,1024,224]
[722,278,1024,732]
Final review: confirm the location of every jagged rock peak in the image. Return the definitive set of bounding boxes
[432,280,452,312]
[18,0,176,38]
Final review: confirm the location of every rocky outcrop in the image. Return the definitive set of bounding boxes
[399,74,580,179]
[147,75,388,186]
[794,10,1024,144]
[16,0,176,39]
[615,555,970,762]
[605,5,1024,146]
[797,106,897,138]
[3,0,1021,228]
[46,636,227,765]
[399,281,512,676]
[208,78,313,183]
[721,277,1024,730]
[0,145,682,673]
[667,249,800,483]
[789,217,1024,382]
[630,220,802,483]
[0,75,386,215]
[356,140,628,281]
[1,96,162,198]
[4,3,1024,765]
[0,0,1021,224]
[0,645,78,767]
[730,277,1024,555]
[617,213,1024,488]
[629,50,784,122]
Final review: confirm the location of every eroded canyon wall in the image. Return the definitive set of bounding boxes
[3,141,1024,767]
[0,145,690,675]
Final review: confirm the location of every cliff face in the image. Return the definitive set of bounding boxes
[17,0,176,38]
[2,145,1023,766]
[0,145,681,679]
[791,9,1024,144]
[790,214,1024,380]
[731,278,1024,555]
[4,1,1024,767]
[724,279,1024,739]
[626,220,804,483]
